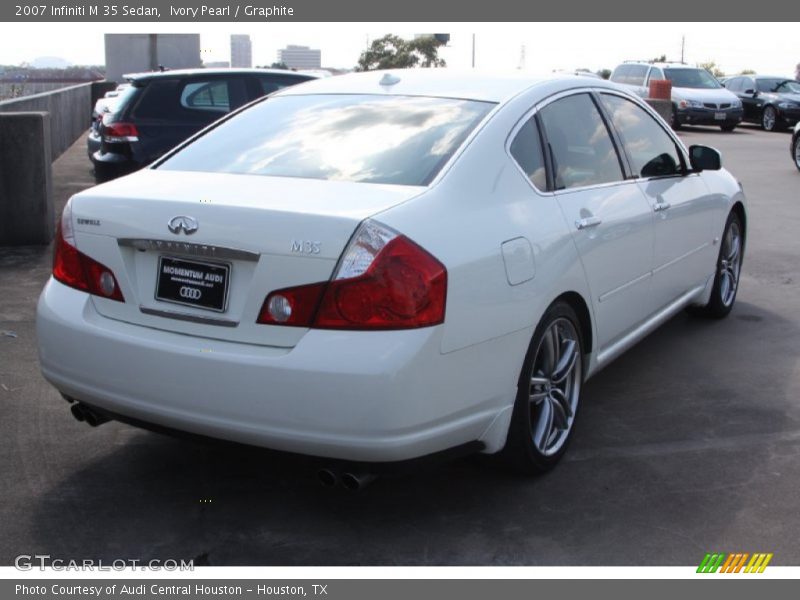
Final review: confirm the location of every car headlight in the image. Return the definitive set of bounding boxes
[679,99,704,109]
[730,99,742,108]
[778,102,799,109]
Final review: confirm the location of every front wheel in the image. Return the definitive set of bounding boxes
[762,106,779,131]
[695,211,744,319]
[501,302,584,474]
[793,134,800,172]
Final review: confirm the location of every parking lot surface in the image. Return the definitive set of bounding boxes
[1,125,799,566]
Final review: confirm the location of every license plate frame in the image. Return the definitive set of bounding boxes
[714,112,726,120]
[155,255,231,313]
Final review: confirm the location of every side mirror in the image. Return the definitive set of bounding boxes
[689,145,722,172]
[744,88,758,97]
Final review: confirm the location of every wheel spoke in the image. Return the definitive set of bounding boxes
[533,397,554,452]
[549,395,569,431]
[551,339,578,384]
[726,235,740,262]
[550,386,573,420]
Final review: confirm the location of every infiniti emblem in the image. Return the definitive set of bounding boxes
[167,216,199,235]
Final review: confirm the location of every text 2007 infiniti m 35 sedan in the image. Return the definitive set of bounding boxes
[37,71,746,477]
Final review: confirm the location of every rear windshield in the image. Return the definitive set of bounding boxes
[663,68,722,89]
[157,94,495,186]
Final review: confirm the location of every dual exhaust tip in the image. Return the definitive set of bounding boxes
[70,402,111,427]
[318,468,377,492]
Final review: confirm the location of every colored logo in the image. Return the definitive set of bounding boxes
[697,552,773,573]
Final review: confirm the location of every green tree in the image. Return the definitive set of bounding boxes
[356,34,446,71]
[698,61,725,78]
[596,68,612,80]
[739,69,756,75]
[269,62,289,70]
[650,54,667,63]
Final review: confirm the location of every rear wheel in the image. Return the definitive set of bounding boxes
[502,302,584,474]
[695,211,744,319]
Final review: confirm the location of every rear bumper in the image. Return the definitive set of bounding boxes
[91,150,142,181]
[36,279,517,462]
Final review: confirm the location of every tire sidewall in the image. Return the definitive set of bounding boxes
[706,211,743,318]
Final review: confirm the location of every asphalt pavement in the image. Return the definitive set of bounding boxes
[1,125,798,566]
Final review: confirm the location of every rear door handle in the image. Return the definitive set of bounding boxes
[575,216,602,230]
[653,202,671,212]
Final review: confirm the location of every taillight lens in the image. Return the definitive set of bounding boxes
[53,201,125,302]
[102,116,139,143]
[257,221,447,330]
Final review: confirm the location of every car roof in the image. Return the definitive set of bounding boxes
[620,62,703,70]
[124,68,317,82]
[274,69,621,104]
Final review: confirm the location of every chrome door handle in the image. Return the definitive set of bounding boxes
[653,202,671,212]
[575,216,602,230]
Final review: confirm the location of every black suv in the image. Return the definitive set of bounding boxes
[91,68,315,182]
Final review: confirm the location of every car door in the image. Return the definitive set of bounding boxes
[739,76,760,121]
[598,92,718,311]
[537,92,655,351]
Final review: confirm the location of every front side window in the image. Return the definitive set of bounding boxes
[538,93,624,190]
[663,68,722,89]
[158,94,494,186]
[600,94,684,178]
[509,116,547,190]
[756,78,800,93]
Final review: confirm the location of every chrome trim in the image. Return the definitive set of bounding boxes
[596,284,705,366]
[139,306,239,328]
[118,238,260,262]
[653,202,671,212]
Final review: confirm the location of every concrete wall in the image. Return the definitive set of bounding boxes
[105,33,201,83]
[0,82,91,160]
[0,112,54,245]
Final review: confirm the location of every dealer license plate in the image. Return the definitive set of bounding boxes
[155,256,230,312]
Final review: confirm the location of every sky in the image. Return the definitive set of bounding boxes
[0,22,798,76]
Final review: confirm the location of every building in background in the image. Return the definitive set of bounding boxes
[277,45,322,70]
[230,35,252,68]
[204,61,231,68]
[105,34,201,83]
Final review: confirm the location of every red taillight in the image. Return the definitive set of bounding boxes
[258,222,446,330]
[102,120,139,143]
[53,210,125,303]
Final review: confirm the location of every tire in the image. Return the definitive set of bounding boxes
[501,301,584,474]
[762,106,779,132]
[671,109,682,130]
[720,123,737,132]
[792,135,800,173]
[695,211,744,319]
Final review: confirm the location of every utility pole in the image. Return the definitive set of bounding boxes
[680,35,685,64]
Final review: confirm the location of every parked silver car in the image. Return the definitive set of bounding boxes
[611,62,743,131]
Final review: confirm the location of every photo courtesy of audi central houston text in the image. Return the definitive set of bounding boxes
[36,71,747,478]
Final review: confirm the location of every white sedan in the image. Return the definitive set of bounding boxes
[37,71,746,478]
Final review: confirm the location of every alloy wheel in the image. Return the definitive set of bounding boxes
[762,106,777,131]
[794,137,800,171]
[527,318,582,456]
[719,220,742,307]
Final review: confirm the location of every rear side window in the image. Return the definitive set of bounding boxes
[158,94,495,186]
[131,77,249,120]
[181,81,230,112]
[509,117,547,190]
[628,65,648,85]
[600,94,684,178]
[538,93,624,190]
